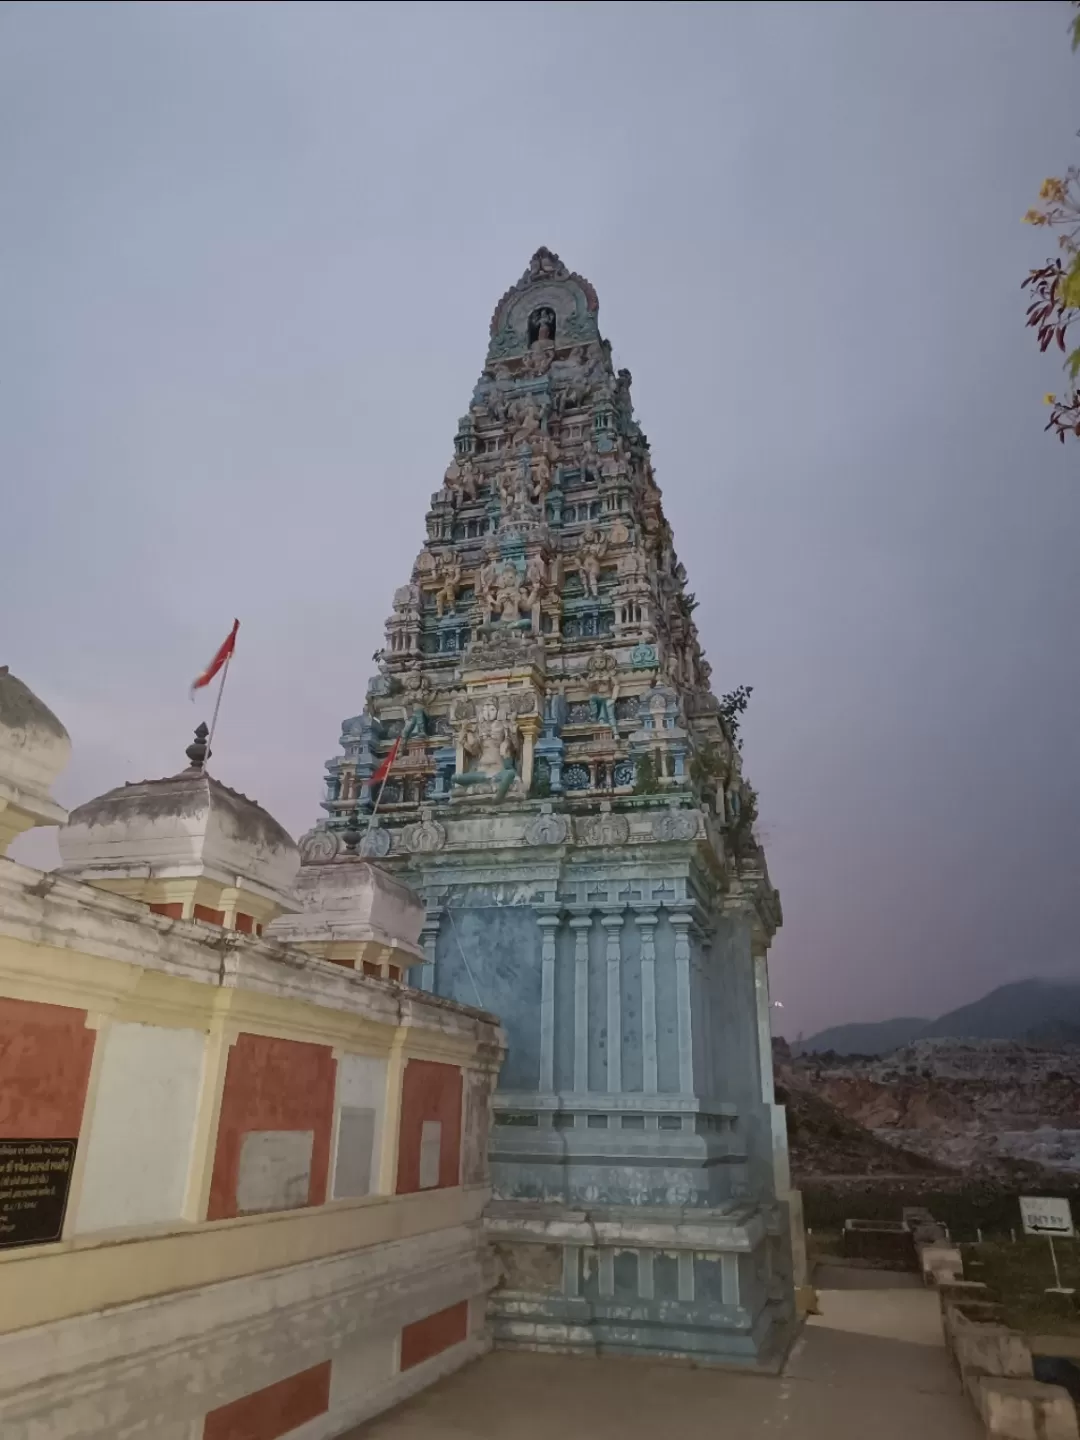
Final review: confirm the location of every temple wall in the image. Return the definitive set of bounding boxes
[0,857,504,1440]
[435,907,540,1091]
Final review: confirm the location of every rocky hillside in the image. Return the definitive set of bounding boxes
[796,978,1080,1056]
[777,1066,951,1179]
[782,1037,1080,1177]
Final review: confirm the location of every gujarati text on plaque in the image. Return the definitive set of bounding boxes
[0,1139,77,1248]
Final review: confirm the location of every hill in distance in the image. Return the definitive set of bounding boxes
[793,978,1080,1056]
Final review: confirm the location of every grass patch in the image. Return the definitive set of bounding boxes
[801,1178,1080,1241]
[964,1237,1080,1339]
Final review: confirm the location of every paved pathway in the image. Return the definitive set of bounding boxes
[346,1276,982,1440]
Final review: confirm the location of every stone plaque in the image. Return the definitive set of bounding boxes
[419,1120,442,1190]
[333,1107,376,1199]
[0,1138,77,1249]
[236,1130,313,1214]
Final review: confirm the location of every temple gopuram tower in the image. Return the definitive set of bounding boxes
[300,248,799,1367]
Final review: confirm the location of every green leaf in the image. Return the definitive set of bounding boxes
[1063,258,1080,309]
[1068,348,1080,379]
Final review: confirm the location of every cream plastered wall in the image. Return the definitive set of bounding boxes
[73,1019,207,1234]
[0,858,503,1337]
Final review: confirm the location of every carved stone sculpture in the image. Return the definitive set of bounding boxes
[405,807,446,853]
[298,827,341,864]
[476,546,501,621]
[523,810,571,846]
[577,806,629,846]
[495,561,527,624]
[586,650,620,738]
[452,697,519,801]
[579,526,607,598]
[434,554,462,618]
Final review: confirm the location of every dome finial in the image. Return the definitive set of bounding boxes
[342,808,363,855]
[185,722,210,771]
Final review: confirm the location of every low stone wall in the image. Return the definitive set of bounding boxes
[937,1275,1080,1438]
[840,1219,917,1269]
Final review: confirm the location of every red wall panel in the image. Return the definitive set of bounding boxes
[400,1300,469,1371]
[395,1059,462,1195]
[149,902,183,920]
[207,1034,336,1221]
[0,997,96,1139]
[202,1361,331,1440]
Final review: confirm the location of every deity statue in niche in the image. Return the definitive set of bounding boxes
[581,432,598,480]
[495,560,526,623]
[458,456,479,502]
[434,554,462,617]
[587,652,620,739]
[476,545,500,620]
[521,342,554,378]
[444,456,479,507]
[451,698,519,801]
[528,305,556,347]
[497,463,514,511]
[508,394,542,449]
[531,444,555,503]
[578,526,608,599]
[402,660,432,705]
[442,457,460,501]
[524,551,548,630]
[400,662,433,740]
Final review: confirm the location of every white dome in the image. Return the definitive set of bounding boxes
[0,666,71,797]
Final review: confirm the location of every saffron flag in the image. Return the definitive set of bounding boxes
[370,736,401,788]
[191,619,239,698]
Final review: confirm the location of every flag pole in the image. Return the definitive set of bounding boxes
[205,649,233,763]
[365,737,401,834]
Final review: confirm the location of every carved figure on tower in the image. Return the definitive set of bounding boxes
[586,650,620,738]
[578,525,607,598]
[495,561,527,624]
[434,554,462,617]
[476,544,500,621]
[524,551,548,631]
[451,697,519,801]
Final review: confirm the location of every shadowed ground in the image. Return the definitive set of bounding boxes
[345,1276,982,1439]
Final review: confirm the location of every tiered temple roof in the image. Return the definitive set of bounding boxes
[304,246,764,882]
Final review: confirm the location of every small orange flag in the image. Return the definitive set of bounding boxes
[191,619,239,699]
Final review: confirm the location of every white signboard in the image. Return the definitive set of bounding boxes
[1020,1196,1075,1238]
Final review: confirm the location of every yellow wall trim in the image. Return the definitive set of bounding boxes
[0,1183,489,1334]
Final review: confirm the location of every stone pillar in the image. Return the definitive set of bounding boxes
[600,912,623,1093]
[519,715,540,793]
[419,911,440,993]
[537,909,560,1093]
[753,937,807,1288]
[671,911,694,1094]
[752,943,776,1106]
[635,911,659,1094]
[569,914,592,1092]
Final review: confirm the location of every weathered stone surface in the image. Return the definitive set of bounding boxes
[975,1377,1079,1439]
[0,1222,493,1440]
[950,1312,1033,1386]
[0,668,70,851]
[236,1130,314,1213]
[919,1241,963,1285]
[493,1242,564,1293]
[333,1107,377,1199]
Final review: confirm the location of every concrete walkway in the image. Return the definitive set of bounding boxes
[346,1276,982,1440]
